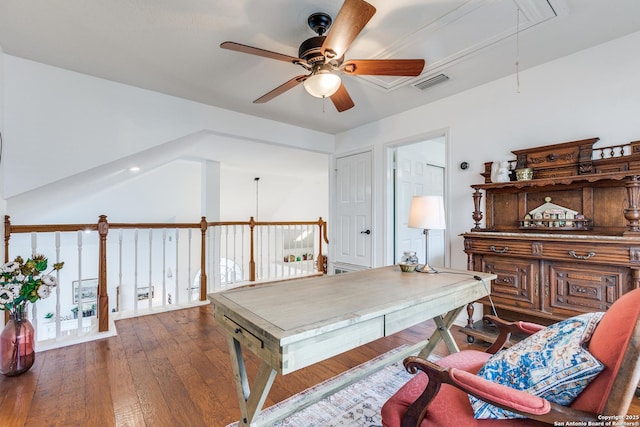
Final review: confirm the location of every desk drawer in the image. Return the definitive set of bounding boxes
[281,317,384,375]
[222,315,264,352]
[385,284,489,336]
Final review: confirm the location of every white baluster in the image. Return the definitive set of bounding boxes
[287,225,292,277]
[240,225,244,282]
[148,229,153,311]
[55,232,61,339]
[162,229,167,308]
[224,225,229,286]
[30,232,37,256]
[174,229,180,306]
[232,225,237,284]
[187,228,193,303]
[134,229,139,314]
[30,232,38,335]
[118,230,123,313]
[266,226,272,280]
[77,230,83,331]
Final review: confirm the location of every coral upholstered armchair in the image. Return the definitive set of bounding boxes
[381,287,640,427]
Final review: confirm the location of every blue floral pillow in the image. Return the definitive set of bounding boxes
[470,312,605,419]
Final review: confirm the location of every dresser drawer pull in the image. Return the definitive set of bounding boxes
[489,245,509,254]
[568,250,596,260]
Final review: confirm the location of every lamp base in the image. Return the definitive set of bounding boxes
[416,264,438,274]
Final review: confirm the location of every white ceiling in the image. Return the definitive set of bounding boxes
[1,0,640,135]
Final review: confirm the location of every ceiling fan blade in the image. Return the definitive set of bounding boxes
[253,75,308,104]
[321,0,376,60]
[341,59,425,76]
[221,41,304,65]
[330,83,355,112]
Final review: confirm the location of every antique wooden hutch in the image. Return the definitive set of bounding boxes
[462,137,640,342]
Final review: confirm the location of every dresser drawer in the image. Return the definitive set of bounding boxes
[538,241,629,265]
[480,255,539,311]
[546,262,631,316]
[466,238,533,257]
[465,237,632,265]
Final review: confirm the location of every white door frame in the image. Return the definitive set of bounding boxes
[383,129,450,267]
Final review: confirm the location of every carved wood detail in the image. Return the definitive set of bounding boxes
[463,138,640,339]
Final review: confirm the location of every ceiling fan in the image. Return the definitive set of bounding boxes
[220,0,425,112]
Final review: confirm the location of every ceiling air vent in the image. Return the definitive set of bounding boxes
[413,73,450,91]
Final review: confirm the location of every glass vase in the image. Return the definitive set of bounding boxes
[401,251,419,265]
[0,310,35,376]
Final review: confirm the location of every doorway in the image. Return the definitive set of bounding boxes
[392,136,446,266]
[334,150,373,269]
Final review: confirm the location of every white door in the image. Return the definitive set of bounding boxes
[335,151,373,267]
[394,143,445,266]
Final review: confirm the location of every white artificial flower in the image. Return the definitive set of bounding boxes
[9,284,21,297]
[36,285,51,299]
[14,273,25,282]
[2,261,20,273]
[41,275,57,287]
[0,288,15,305]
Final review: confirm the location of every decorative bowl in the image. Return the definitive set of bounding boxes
[515,168,533,181]
[398,263,417,273]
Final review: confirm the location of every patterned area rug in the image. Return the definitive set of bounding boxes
[272,362,414,427]
[226,346,426,427]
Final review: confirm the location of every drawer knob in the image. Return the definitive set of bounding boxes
[568,250,596,260]
[489,245,509,254]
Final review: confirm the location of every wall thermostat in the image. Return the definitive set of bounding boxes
[460,161,469,170]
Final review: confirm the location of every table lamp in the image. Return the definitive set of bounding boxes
[408,195,446,273]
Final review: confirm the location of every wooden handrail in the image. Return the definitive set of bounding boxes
[4,215,329,334]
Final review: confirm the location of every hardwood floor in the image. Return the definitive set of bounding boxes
[0,303,638,426]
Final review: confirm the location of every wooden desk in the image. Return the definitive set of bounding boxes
[210,266,495,426]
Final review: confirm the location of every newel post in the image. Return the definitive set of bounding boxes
[317,217,329,274]
[97,215,109,332]
[249,217,256,281]
[4,215,10,263]
[199,217,208,301]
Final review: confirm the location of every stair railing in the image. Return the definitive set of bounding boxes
[3,215,328,341]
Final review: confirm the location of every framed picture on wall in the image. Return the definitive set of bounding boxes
[136,286,154,301]
[72,278,98,304]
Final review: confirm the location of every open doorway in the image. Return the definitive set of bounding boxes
[391,136,446,266]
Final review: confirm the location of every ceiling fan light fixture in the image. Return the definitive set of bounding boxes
[303,69,341,98]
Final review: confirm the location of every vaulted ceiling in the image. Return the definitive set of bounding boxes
[1,0,639,135]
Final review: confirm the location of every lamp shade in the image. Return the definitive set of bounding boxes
[408,195,446,230]
[303,71,341,98]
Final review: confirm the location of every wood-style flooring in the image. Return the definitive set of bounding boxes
[0,303,637,426]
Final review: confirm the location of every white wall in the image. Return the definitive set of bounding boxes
[1,55,332,225]
[220,166,328,222]
[334,31,640,270]
[0,45,5,262]
[10,160,203,224]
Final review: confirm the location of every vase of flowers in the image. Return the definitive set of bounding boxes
[0,254,64,376]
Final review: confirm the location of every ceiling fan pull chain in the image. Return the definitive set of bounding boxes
[515,7,521,94]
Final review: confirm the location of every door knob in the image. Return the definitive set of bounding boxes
[360,229,371,235]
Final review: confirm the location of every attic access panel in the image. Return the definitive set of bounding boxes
[360,0,559,91]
